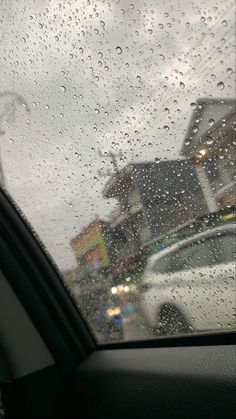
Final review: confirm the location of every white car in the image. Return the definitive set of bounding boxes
[140,224,236,335]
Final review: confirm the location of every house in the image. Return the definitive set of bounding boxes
[102,160,208,277]
[181,98,235,210]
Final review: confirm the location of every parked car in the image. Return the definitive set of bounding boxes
[140,224,236,335]
[145,206,236,258]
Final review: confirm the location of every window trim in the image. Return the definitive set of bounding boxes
[97,330,236,350]
[0,188,96,368]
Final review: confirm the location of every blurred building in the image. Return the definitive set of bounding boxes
[70,219,113,283]
[181,98,235,210]
[103,160,208,277]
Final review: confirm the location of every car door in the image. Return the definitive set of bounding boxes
[152,230,236,332]
[0,189,235,419]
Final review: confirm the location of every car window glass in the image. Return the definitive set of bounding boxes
[152,231,235,274]
[152,252,182,274]
[186,232,236,269]
[1,0,235,342]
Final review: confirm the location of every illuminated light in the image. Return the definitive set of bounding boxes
[199,148,207,156]
[124,286,130,293]
[113,306,121,315]
[106,306,121,317]
[223,213,235,221]
[111,286,117,294]
[106,308,114,316]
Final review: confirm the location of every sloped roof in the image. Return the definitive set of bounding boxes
[181,97,235,156]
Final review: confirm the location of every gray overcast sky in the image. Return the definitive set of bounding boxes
[0,0,235,270]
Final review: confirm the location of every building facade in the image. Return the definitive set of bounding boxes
[102,160,208,277]
[181,98,235,210]
[70,219,113,283]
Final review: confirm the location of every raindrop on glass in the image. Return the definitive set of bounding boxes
[208,119,215,127]
[217,81,225,90]
[206,137,213,145]
[116,46,122,54]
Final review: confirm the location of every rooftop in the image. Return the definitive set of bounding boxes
[181,97,235,156]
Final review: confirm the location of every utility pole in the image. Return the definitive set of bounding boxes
[0,91,30,187]
[97,149,123,178]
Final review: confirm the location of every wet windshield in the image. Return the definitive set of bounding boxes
[0,0,235,342]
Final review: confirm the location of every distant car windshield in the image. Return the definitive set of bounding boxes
[0,0,235,343]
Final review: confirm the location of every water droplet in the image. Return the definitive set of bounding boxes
[226,68,233,74]
[163,125,169,131]
[190,102,197,109]
[159,23,164,29]
[217,81,225,90]
[164,107,170,114]
[95,109,100,114]
[116,46,122,55]
[155,157,160,164]
[100,21,105,28]
[208,119,215,127]
[221,20,227,27]
[206,136,213,145]
[185,22,190,28]
[148,29,153,35]
[61,86,66,92]
[184,139,190,146]
[179,81,185,89]
[160,54,165,61]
